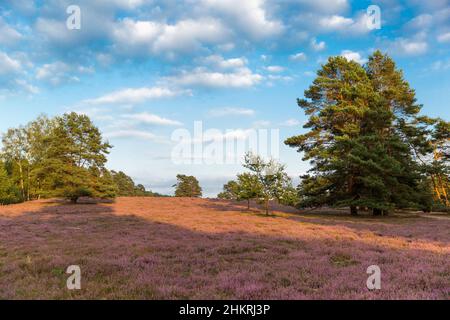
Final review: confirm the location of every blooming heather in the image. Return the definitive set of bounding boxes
[0,198,448,299]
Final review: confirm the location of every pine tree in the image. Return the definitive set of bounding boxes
[285,52,434,215]
[40,112,112,203]
[427,119,450,207]
[111,171,138,196]
[173,174,202,197]
[285,56,375,215]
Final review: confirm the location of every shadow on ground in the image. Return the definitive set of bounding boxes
[0,198,448,299]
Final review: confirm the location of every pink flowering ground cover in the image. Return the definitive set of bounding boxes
[0,197,448,299]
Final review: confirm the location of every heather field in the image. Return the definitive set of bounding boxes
[0,197,448,300]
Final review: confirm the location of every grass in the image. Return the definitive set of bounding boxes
[0,197,448,299]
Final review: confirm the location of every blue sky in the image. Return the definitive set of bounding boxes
[0,0,449,196]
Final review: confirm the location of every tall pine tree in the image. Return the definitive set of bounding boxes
[286,51,433,215]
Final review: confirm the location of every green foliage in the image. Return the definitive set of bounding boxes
[91,168,118,200]
[111,171,138,196]
[0,163,21,205]
[217,174,263,209]
[0,112,160,204]
[173,174,202,197]
[243,152,292,214]
[63,186,93,204]
[286,51,438,215]
[277,185,299,207]
[111,170,158,197]
[236,173,263,209]
[217,180,240,200]
[39,112,112,203]
[218,154,296,212]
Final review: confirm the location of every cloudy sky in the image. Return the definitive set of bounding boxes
[0,0,449,196]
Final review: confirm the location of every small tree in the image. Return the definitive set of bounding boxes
[236,173,262,210]
[173,174,202,197]
[277,185,299,207]
[217,180,240,200]
[243,152,291,215]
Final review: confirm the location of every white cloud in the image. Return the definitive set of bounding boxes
[121,112,182,126]
[35,18,72,44]
[109,0,147,10]
[310,38,326,51]
[173,54,264,88]
[202,0,284,40]
[266,74,293,83]
[35,61,94,85]
[167,67,263,88]
[316,12,372,35]
[96,53,114,66]
[437,32,450,43]
[319,15,353,29]
[0,19,23,46]
[252,120,271,128]
[340,50,367,64]
[405,14,433,30]
[289,52,307,62]
[281,119,301,127]
[294,0,349,14]
[0,51,39,95]
[71,107,115,121]
[265,65,285,73]
[208,107,255,117]
[36,61,70,85]
[389,39,428,56]
[84,86,187,105]
[15,79,39,94]
[203,129,257,143]
[0,51,21,75]
[113,18,230,57]
[179,128,257,145]
[432,59,450,71]
[201,55,247,70]
[104,130,158,140]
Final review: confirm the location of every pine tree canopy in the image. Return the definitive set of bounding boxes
[173,174,202,198]
[285,51,447,215]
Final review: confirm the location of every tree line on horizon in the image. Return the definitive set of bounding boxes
[219,51,449,215]
[1,51,448,215]
[0,112,164,205]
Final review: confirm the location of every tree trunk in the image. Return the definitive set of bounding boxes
[265,197,269,215]
[247,199,250,210]
[350,205,358,216]
[437,174,449,206]
[37,179,41,200]
[373,208,382,216]
[26,166,30,201]
[18,162,25,200]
